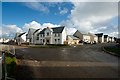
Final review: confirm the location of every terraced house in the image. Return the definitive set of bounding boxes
[35,26,67,44]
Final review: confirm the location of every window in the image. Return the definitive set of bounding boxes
[36,34,39,40]
[47,32,49,36]
[40,34,42,37]
[43,34,45,37]
[55,39,57,43]
[55,34,57,37]
[58,33,60,37]
[40,39,42,43]
[43,39,45,42]
[58,39,60,43]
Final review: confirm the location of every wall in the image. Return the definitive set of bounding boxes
[61,27,67,44]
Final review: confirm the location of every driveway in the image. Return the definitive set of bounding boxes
[15,43,119,79]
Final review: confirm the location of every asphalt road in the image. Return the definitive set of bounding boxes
[15,43,119,79]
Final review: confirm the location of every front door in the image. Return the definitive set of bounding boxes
[47,39,50,44]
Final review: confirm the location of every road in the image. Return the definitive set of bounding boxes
[15,43,119,79]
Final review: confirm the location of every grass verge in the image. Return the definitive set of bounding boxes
[4,53,16,78]
[104,47,120,55]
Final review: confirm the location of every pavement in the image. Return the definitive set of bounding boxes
[14,43,119,79]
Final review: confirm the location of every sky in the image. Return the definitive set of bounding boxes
[1,1,119,39]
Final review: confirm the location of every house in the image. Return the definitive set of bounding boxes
[14,32,21,43]
[73,30,90,43]
[108,36,112,42]
[95,33,104,43]
[104,35,109,42]
[37,26,67,44]
[112,37,115,42]
[108,37,115,42]
[0,38,3,43]
[26,28,36,43]
[15,32,27,45]
[66,35,80,44]
[88,33,98,43]
[33,28,42,44]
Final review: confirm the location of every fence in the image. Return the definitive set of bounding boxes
[0,44,15,80]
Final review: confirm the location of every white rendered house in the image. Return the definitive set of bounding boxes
[33,28,42,44]
[73,30,90,42]
[36,26,67,44]
[95,33,104,43]
[26,28,36,43]
[15,32,27,43]
[67,35,80,44]
[88,33,98,43]
[104,35,109,42]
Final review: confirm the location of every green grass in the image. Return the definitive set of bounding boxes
[4,53,16,78]
[104,47,120,55]
[25,45,69,48]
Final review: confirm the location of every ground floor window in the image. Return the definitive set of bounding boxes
[40,39,42,43]
[55,39,57,44]
[58,39,60,43]
[43,39,45,42]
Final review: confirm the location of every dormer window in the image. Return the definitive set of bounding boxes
[47,32,49,36]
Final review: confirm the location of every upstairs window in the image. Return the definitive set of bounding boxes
[55,39,57,43]
[36,34,39,40]
[55,34,57,37]
[58,39,60,43]
[43,34,45,37]
[58,33,60,37]
[47,32,49,36]
[40,34,42,37]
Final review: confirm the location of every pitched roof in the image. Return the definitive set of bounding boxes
[68,35,79,40]
[39,28,46,34]
[95,33,103,37]
[39,26,65,34]
[33,29,41,35]
[104,35,108,38]
[18,32,26,37]
[76,30,87,35]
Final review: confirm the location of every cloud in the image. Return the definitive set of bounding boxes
[61,2,118,37]
[66,27,77,35]
[22,21,60,31]
[59,8,68,14]
[24,2,49,13]
[0,27,2,37]
[60,20,74,28]
[22,21,41,31]
[90,24,118,37]
[71,2,117,31]
[2,21,61,39]
[42,23,60,28]
[2,24,23,39]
